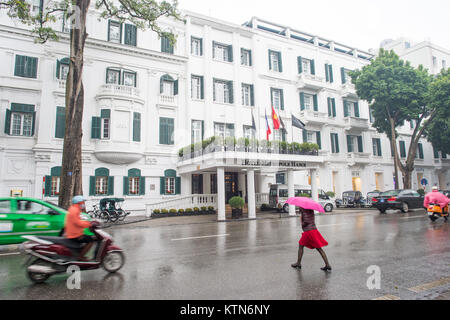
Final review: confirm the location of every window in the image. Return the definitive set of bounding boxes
[191,37,203,56]
[432,56,437,67]
[51,176,60,196]
[56,58,70,80]
[106,68,137,87]
[214,122,234,138]
[14,55,38,78]
[161,35,174,54]
[399,141,406,158]
[89,168,114,196]
[30,0,42,16]
[124,169,145,196]
[102,118,110,140]
[443,60,447,69]
[4,103,35,137]
[91,109,111,140]
[241,83,254,106]
[327,98,336,117]
[191,75,204,100]
[343,100,360,117]
[243,125,256,140]
[416,143,424,159]
[124,24,137,46]
[297,57,315,75]
[269,50,282,72]
[191,120,203,144]
[300,93,318,111]
[325,63,333,83]
[213,79,233,104]
[271,88,284,110]
[372,138,382,156]
[276,173,285,184]
[273,129,286,142]
[44,167,62,197]
[213,42,232,62]
[303,130,321,149]
[160,74,178,96]
[162,80,173,96]
[160,169,180,195]
[241,49,252,66]
[108,21,122,43]
[340,67,352,84]
[330,133,339,153]
[160,117,174,145]
[0,200,10,213]
[347,135,363,153]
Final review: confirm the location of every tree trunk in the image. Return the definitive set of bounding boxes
[58,0,91,209]
[389,118,400,190]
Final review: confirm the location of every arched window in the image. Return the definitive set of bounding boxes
[160,169,180,195]
[56,57,70,80]
[160,74,178,96]
[89,168,114,196]
[123,168,145,196]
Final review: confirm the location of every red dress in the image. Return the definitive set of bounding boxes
[298,210,328,249]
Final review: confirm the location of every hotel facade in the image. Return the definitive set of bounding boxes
[0,5,448,218]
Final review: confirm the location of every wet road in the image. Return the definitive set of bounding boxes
[0,209,449,300]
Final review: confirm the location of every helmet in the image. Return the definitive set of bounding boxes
[432,186,438,191]
[72,195,86,204]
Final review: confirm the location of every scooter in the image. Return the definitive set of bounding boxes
[21,221,125,284]
[427,203,449,222]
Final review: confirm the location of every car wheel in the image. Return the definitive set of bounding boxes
[401,202,409,213]
[324,204,333,212]
[379,209,386,214]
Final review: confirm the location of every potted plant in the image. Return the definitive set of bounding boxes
[280,141,288,154]
[152,209,161,218]
[248,138,258,152]
[178,208,185,216]
[185,208,193,215]
[193,207,200,215]
[161,209,169,217]
[229,196,245,219]
[208,206,216,214]
[200,206,208,214]
[224,136,236,151]
[168,209,178,217]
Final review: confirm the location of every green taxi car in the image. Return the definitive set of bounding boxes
[0,197,91,245]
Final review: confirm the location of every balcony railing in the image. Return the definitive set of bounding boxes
[99,84,141,98]
[344,117,369,130]
[159,94,178,107]
[299,109,328,125]
[297,73,325,90]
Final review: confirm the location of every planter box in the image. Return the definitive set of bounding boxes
[231,208,243,219]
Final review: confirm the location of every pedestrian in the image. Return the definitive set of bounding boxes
[291,207,332,271]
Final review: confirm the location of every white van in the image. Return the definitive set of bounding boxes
[269,184,334,213]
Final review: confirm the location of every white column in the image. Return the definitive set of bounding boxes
[288,169,296,216]
[247,169,256,219]
[238,172,246,199]
[217,167,226,221]
[310,169,318,202]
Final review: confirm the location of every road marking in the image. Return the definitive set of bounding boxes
[0,252,21,257]
[398,216,426,220]
[171,234,230,241]
[372,294,401,300]
[407,277,450,293]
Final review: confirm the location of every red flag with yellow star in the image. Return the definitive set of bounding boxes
[272,106,281,130]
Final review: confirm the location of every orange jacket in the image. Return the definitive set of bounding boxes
[65,204,91,239]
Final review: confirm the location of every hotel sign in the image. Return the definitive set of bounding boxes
[241,159,307,168]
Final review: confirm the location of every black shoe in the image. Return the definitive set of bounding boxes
[291,263,302,269]
[321,266,332,272]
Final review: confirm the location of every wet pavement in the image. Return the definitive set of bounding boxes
[0,208,449,300]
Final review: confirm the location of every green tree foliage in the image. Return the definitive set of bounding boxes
[425,69,450,155]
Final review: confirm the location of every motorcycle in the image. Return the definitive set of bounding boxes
[21,221,125,284]
[427,203,449,222]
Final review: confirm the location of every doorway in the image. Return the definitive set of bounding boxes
[352,177,361,191]
[375,173,384,191]
[192,174,203,194]
[225,172,239,203]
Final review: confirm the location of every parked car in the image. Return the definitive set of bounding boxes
[0,197,91,245]
[269,184,334,213]
[365,191,381,208]
[336,191,365,208]
[372,190,425,214]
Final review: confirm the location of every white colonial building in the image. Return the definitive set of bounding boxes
[0,4,448,218]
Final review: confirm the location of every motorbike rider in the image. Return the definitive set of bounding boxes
[424,186,450,213]
[65,196,97,260]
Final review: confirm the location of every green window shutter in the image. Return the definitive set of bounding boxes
[15,55,25,77]
[100,109,110,119]
[250,84,255,106]
[313,95,318,112]
[377,139,382,156]
[316,132,321,149]
[174,80,179,95]
[347,135,352,152]
[341,67,346,84]
[303,129,307,143]
[328,64,333,83]
[201,120,204,140]
[330,134,335,153]
[200,38,203,56]
[108,176,114,196]
[268,50,272,70]
[160,177,165,195]
[51,166,61,176]
[310,59,315,75]
[280,89,284,110]
[27,57,37,78]
[335,134,340,153]
[343,101,349,117]
[418,143,424,159]
[175,177,181,195]
[228,81,234,104]
[124,24,137,46]
[297,56,303,74]
[400,141,406,158]
[56,59,61,79]
[278,51,283,72]
[200,76,204,99]
[433,147,439,159]
[4,109,11,135]
[55,106,65,138]
[332,99,336,117]
[139,176,146,195]
[89,176,95,196]
[248,50,252,66]
[91,117,101,139]
[354,102,360,118]
[160,118,166,144]
[228,45,233,62]
[357,136,363,153]
[107,20,111,41]
[327,98,331,116]
[44,175,51,196]
[123,176,129,196]
[325,63,329,82]
[133,112,141,142]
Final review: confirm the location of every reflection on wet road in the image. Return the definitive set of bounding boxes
[0,209,449,300]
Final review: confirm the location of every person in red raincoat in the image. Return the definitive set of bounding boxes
[291,207,332,271]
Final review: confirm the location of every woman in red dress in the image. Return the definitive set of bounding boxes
[291,208,332,271]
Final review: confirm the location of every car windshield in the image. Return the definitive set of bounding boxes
[343,192,355,196]
[380,190,400,197]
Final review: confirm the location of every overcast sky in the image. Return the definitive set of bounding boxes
[178,0,450,52]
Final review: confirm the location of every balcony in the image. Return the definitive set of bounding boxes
[93,139,143,165]
[347,152,371,165]
[158,94,178,109]
[96,84,143,103]
[343,116,369,131]
[297,73,326,91]
[340,82,358,98]
[299,110,328,126]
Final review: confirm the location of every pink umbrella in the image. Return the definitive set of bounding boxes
[286,197,325,213]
